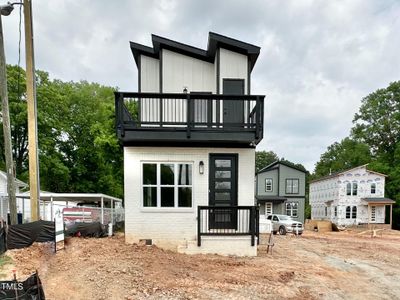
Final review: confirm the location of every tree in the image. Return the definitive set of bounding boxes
[255,151,278,172]
[351,81,400,228]
[0,65,124,199]
[313,137,372,178]
[352,81,400,159]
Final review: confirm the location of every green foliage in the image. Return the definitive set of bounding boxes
[352,81,400,157]
[1,65,124,199]
[255,151,279,172]
[313,137,372,178]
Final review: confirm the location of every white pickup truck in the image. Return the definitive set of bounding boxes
[266,214,304,235]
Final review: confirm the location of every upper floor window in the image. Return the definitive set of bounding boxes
[352,182,358,196]
[265,178,273,192]
[371,183,376,194]
[346,182,358,196]
[142,162,193,208]
[346,183,351,195]
[285,179,299,194]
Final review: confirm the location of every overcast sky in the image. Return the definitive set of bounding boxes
[2,0,399,172]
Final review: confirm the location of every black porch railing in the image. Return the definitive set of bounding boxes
[197,206,259,247]
[115,92,264,143]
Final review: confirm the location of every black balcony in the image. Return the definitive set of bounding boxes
[115,92,265,147]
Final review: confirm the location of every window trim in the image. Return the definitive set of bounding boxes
[352,206,357,219]
[286,202,298,218]
[346,206,351,219]
[346,183,351,196]
[285,178,300,194]
[265,202,273,216]
[371,183,376,194]
[265,178,273,192]
[141,161,194,211]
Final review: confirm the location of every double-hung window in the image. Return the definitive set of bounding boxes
[285,179,299,194]
[371,183,376,194]
[265,178,273,192]
[286,202,298,218]
[142,162,193,208]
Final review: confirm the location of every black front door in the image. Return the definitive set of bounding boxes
[223,79,244,125]
[209,154,238,229]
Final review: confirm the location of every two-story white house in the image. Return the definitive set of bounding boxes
[115,32,265,256]
[309,165,394,227]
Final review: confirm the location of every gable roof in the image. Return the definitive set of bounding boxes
[0,170,28,188]
[310,164,387,184]
[130,32,261,71]
[257,160,307,174]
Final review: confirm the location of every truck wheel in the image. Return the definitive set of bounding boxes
[279,226,286,235]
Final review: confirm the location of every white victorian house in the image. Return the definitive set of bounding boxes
[115,32,265,256]
[309,165,394,227]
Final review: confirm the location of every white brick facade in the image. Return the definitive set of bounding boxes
[124,147,255,249]
[309,165,387,226]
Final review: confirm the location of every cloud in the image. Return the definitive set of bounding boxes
[2,0,400,172]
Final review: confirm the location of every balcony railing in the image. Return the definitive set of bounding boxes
[197,206,260,247]
[115,92,264,145]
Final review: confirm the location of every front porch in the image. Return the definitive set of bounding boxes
[362,197,395,227]
[178,205,259,256]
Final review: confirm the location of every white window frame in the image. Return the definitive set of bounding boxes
[286,202,298,218]
[141,161,193,210]
[371,206,376,222]
[352,181,358,196]
[265,202,273,216]
[286,179,299,194]
[352,206,357,219]
[371,183,376,194]
[265,178,273,192]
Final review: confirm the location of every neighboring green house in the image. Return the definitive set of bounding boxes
[256,160,306,223]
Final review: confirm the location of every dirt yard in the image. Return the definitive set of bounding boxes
[1,229,400,299]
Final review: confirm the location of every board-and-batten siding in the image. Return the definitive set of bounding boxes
[139,55,160,123]
[162,49,215,93]
[140,55,159,92]
[138,48,249,124]
[218,48,248,94]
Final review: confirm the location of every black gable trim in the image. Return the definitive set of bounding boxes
[129,32,261,70]
[130,42,157,66]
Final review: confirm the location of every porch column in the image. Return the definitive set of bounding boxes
[42,200,45,220]
[390,204,393,228]
[50,196,54,221]
[367,205,370,225]
[111,199,114,225]
[22,197,25,222]
[101,197,104,224]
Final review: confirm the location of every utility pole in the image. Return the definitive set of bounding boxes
[24,0,40,221]
[0,12,18,224]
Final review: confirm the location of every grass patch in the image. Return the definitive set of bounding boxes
[0,255,12,268]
